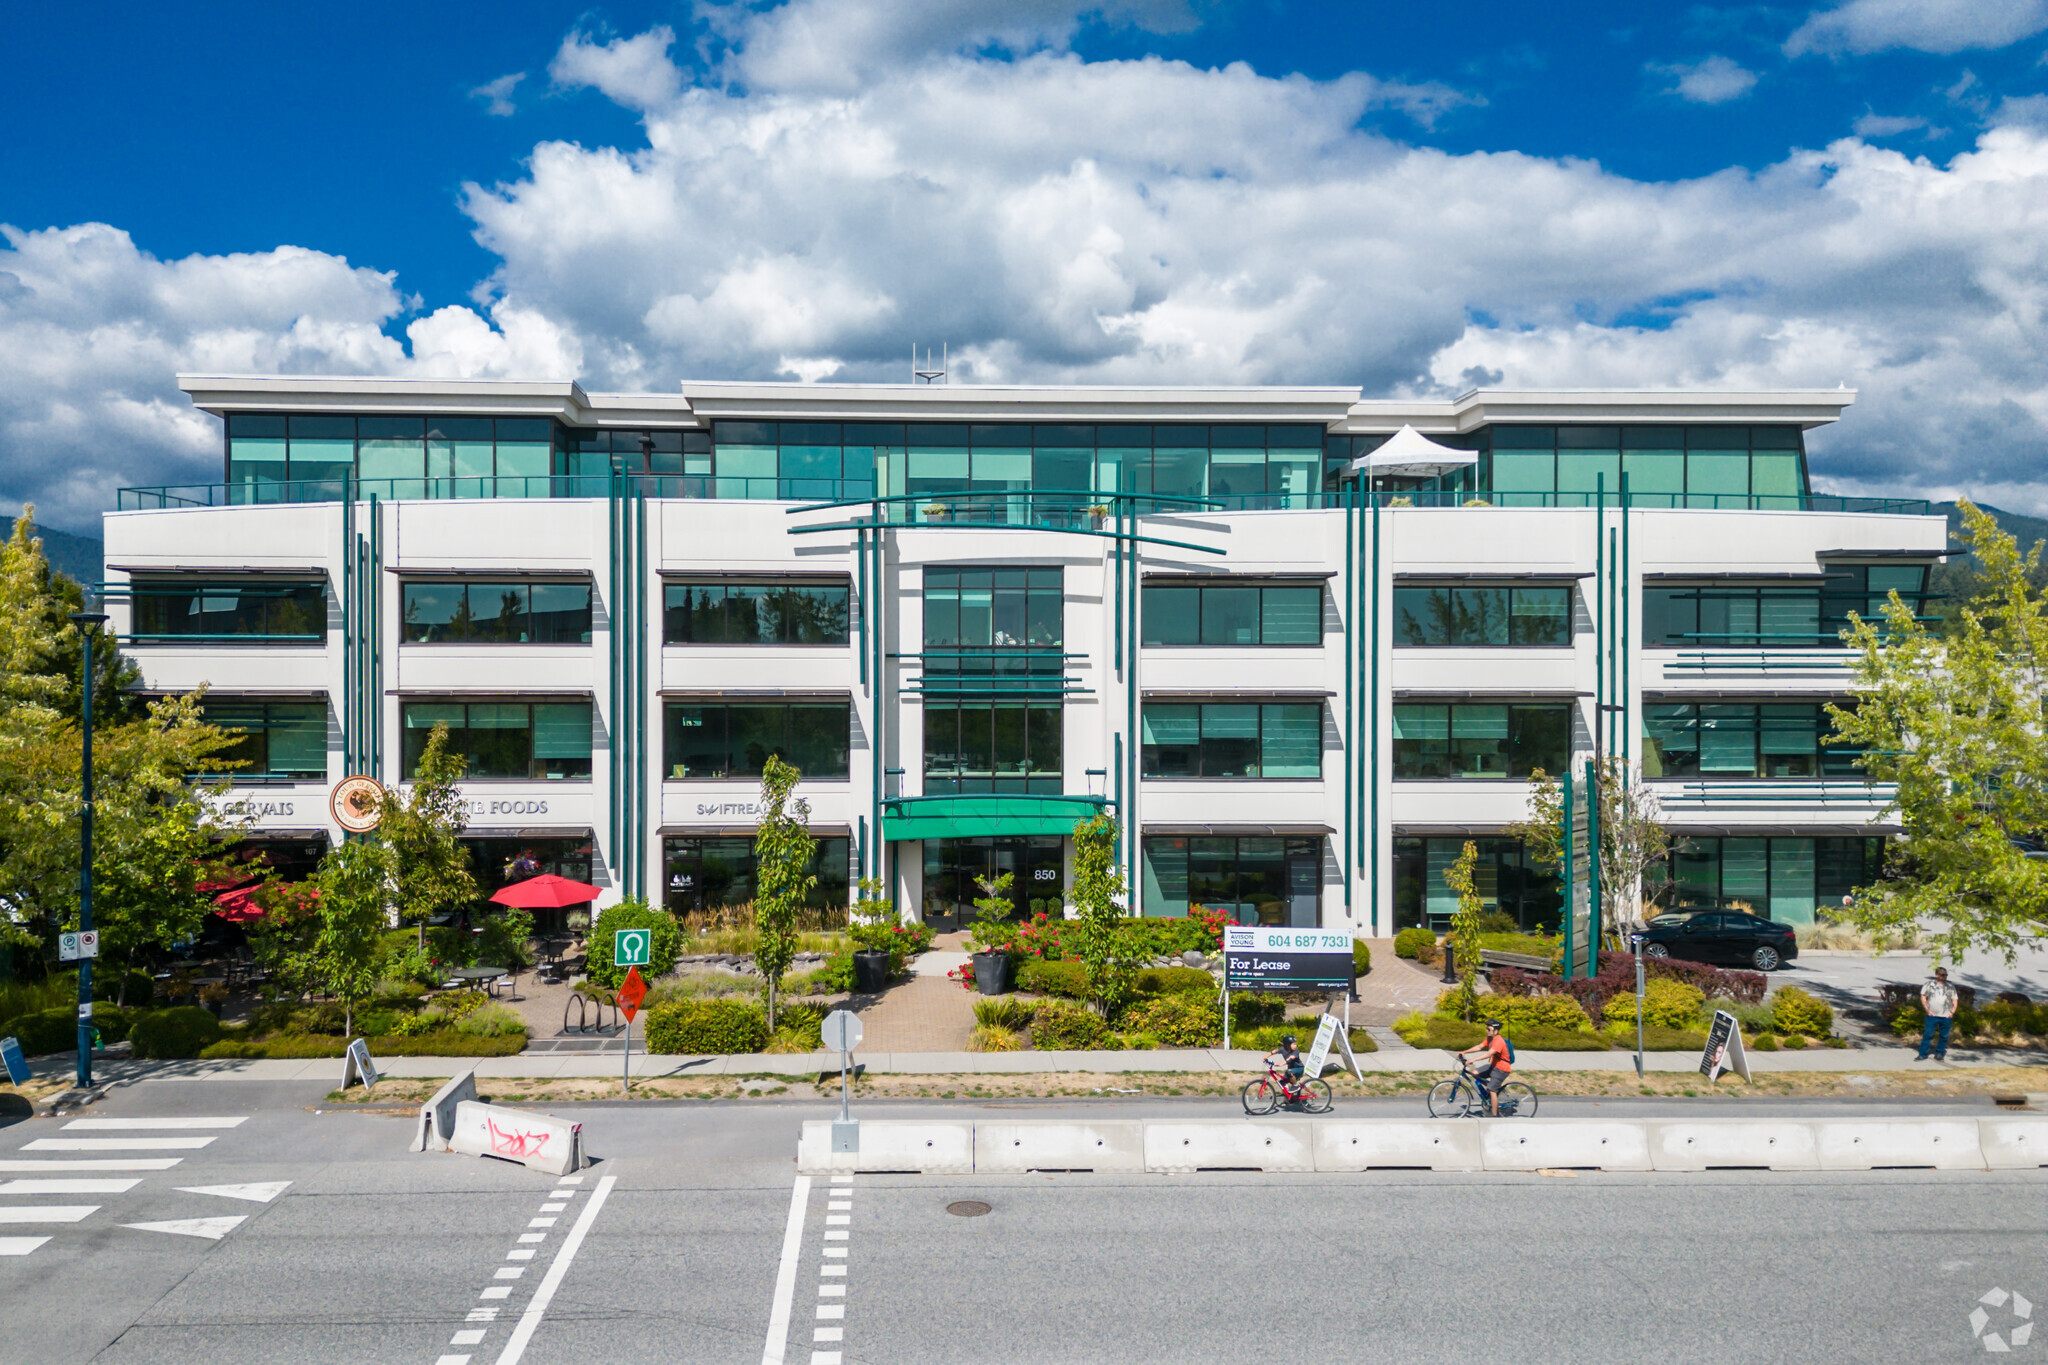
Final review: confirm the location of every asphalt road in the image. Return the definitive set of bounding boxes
[2,1082,2042,1364]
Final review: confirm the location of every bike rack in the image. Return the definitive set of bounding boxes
[562,989,622,1036]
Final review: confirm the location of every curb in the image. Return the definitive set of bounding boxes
[796,1115,2048,1175]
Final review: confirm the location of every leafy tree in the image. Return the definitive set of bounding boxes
[1507,759,1674,938]
[752,755,815,1029]
[1069,812,1140,1019]
[305,838,396,1036]
[584,898,681,988]
[1827,501,2048,962]
[378,723,478,948]
[1442,841,1484,1021]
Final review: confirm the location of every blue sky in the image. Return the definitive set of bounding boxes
[4,0,2048,530]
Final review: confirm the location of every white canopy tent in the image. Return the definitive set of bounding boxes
[1348,425,1478,485]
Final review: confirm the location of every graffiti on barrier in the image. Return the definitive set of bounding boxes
[486,1116,554,1159]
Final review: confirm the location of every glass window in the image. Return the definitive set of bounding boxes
[1393,583,1573,647]
[227,415,289,491]
[402,700,592,780]
[662,701,850,780]
[1620,449,1685,507]
[665,835,849,917]
[1141,705,1200,777]
[1489,451,1555,497]
[287,415,355,490]
[1201,588,1259,645]
[921,568,1060,683]
[662,580,849,645]
[1642,704,1699,778]
[357,416,424,487]
[132,579,324,641]
[1142,584,1323,646]
[1142,835,1322,924]
[202,700,327,779]
[1198,704,1260,777]
[1260,587,1321,643]
[1643,583,1827,647]
[1686,452,1749,506]
[1393,702,1570,779]
[1141,587,1198,645]
[1556,449,1620,502]
[922,703,1061,794]
[1643,702,1846,781]
[1393,836,1562,932]
[1142,702,1321,779]
[400,580,591,645]
[1260,704,1321,777]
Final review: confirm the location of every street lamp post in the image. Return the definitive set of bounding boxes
[69,610,109,1089]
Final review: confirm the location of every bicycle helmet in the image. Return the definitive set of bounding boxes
[1281,1034,1297,1047]
[1484,1018,1503,1030]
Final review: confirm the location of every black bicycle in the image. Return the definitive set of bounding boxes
[1426,1059,1538,1118]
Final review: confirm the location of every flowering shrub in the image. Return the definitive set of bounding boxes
[1489,957,1763,1017]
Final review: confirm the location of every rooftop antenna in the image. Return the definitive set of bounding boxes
[914,343,947,384]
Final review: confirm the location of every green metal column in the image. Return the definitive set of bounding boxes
[341,480,354,775]
[870,504,884,883]
[1594,476,1606,758]
[1620,473,1631,765]
[370,495,382,779]
[1126,500,1140,912]
[1340,484,1353,914]
[1367,488,1381,935]
[635,484,648,901]
[608,472,621,902]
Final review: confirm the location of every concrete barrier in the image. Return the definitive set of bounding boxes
[1647,1120,1819,1172]
[1977,1117,2048,1170]
[1143,1120,1314,1173]
[975,1121,1145,1173]
[797,1121,974,1175]
[1481,1121,1652,1171]
[1312,1120,1482,1171]
[410,1070,477,1153]
[1813,1119,1985,1171]
[448,1100,584,1177]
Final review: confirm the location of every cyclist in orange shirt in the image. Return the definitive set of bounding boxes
[1457,1019,1513,1116]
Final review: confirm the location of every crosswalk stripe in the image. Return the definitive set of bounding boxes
[122,1216,245,1241]
[61,1117,248,1131]
[0,1159,182,1171]
[0,1237,52,1256]
[176,1182,290,1204]
[22,1138,215,1151]
[0,1179,143,1195]
[0,1206,98,1223]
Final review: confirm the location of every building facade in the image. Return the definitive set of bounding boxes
[105,376,1944,935]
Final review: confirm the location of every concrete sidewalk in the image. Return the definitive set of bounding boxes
[26,1043,2046,1083]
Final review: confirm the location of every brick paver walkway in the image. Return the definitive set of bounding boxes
[1353,940,1450,1026]
[854,973,979,1052]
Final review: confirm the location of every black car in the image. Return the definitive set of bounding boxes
[1640,909,1799,971]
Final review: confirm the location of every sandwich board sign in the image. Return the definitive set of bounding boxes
[614,928,652,968]
[342,1037,380,1089]
[1304,1010,1365,1081]
[1699,1009,1751,1083]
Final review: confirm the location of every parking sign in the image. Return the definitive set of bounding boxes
[614,928,651,968]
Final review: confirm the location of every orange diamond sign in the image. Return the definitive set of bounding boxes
[617,966,647,1022]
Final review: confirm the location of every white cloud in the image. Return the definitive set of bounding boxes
[549,25,683,111]
[9,2,2048,526]
[470,72,525,117]
[1852,110,1929,137]
[1653,55,1760,104]
[1786,0,2048,56]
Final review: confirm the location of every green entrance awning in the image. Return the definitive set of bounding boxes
[882,795,1108,842]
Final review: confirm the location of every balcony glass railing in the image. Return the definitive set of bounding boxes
[116,478,1934,518]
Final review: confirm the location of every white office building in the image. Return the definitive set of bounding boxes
[103,375,1942,936]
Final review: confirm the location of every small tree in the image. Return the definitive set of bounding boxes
[1069,813,1140,1019]
[753,755,815,1029]
[1508,759,1674,939]
[1827,501,2048,962]
[380,723,478,948]
[1442,841,1484,1021]
[306,838,396,1037]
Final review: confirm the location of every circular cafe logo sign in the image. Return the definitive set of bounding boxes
[330,775,387,833]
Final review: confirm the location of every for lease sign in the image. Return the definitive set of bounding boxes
[1223,926,1355,993]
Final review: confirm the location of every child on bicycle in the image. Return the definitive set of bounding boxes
[1265,1034,1305,1088]
[1458,1019,1512,1116]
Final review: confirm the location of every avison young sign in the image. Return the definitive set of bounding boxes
[1223,926,1355,993]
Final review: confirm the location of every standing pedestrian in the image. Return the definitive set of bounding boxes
[1917,966,1958,1062]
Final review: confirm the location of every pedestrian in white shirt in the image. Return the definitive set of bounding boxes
[1917,967,1958,1062]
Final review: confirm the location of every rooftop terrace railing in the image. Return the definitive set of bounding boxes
[116,477,1935,519]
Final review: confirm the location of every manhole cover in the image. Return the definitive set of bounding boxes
[946,1200,992,1218]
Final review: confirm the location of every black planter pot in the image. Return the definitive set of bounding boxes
[852,949,892,994]
[973,951,1012,995]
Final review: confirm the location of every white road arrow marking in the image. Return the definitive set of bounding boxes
[175,1182,291,1204]
[122,1216,247,1241]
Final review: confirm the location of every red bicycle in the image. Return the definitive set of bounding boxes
[1241,1060,1333,1115]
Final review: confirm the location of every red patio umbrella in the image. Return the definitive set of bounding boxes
[489,873,602,908]
[211,885,267,923]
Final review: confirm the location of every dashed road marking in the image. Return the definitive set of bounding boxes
[493,1174,613,1365]
[812,1174,853,1363]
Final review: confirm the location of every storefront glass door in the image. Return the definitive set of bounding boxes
[920,837,1065,930]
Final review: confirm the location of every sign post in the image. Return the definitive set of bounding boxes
[822,1009,863,1153]
[617,966,647,1096]
[1630,933,1646,1079]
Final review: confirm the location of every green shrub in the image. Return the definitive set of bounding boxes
[1602,978,1706,1030]
[1723,1000,1779,1035]
[765,1003,824,1053]
[1016,957,1089,999]
[1394,927,1437,960]
[969,1023,1024,1052]
[1229,994,1286,1026]
[1751,1032,1779,1051]
[1768,986,1833,1038]
[643,999,769,1054]
[585,899,682,989]
[1133,966,1215,997]
[1392,1012,1483,1050]
[1600,1023,1710,1051]
[1980,1001,2048,1037]
[1,1008,81,1056]
[788,950,855,995]
[130,1006,224,1059]
[1781,1031,1808,1049]
[972,998,1036,1031]
[198,1032,527,1059]
[1031,1000,1115,1050]
[1119,993,1222,1047]
[1233,1022,1380,1054]
[1353,940,1372,977]
[1473,992,1594,1033]
[452,1003,526,1038]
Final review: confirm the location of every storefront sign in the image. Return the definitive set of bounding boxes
[330,776,385,833]
[1223,925,1355,993]
[459,797,551,817]
[217,798,298,821]
[693,800,764,818]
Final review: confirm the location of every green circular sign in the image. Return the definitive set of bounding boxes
[615,928,652,967]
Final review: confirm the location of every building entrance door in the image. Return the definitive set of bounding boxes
[920,836,1065,931]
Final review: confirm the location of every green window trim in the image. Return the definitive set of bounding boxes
[662,579,851,645]
[1140,583,1322,647]
[200,699,328,780]
[1391,702,1571,780]
[1641,701,1862,780]
[401,579,593,645]
[1139,834,1324,925]
[131,579,326,642]
[921,701,1062,795]
[1392,583,1573,647]
[664,835,851,915]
